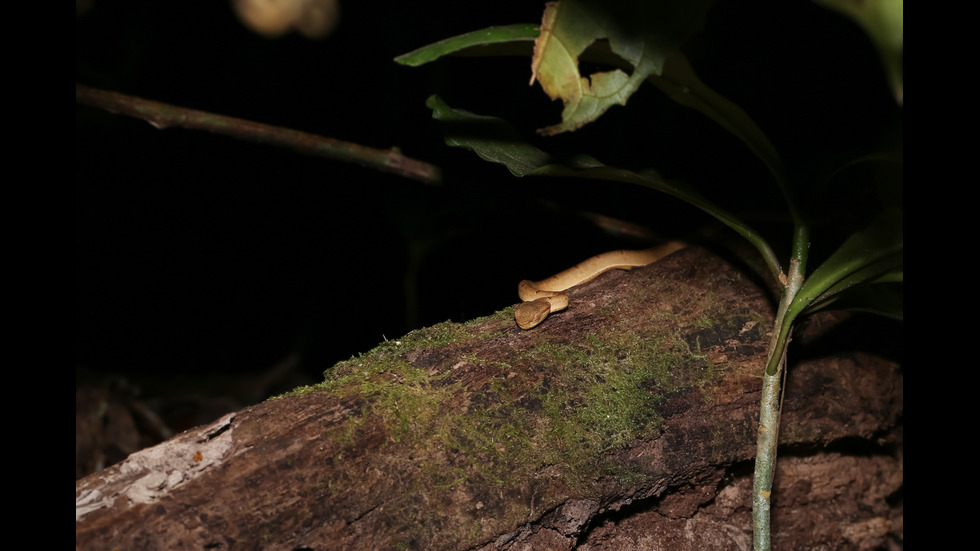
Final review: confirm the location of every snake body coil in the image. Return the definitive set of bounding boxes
[515,241,685,329]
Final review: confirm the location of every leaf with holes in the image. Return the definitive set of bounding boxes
[530,0,710,135]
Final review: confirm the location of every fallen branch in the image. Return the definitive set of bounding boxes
[75,246,902,550]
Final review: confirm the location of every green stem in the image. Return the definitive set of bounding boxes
[547,165,785,280]
[752,350,783,550]
[752,256,805,550]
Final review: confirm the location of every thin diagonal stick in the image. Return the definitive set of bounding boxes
[76,83,442,185]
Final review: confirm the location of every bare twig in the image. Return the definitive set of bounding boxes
[76,83,442,185]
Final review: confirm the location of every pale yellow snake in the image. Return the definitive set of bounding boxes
[515,241,686,329]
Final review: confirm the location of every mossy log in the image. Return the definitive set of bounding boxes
[75,246,902,550]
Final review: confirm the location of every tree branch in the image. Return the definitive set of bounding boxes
[75,83,442,185]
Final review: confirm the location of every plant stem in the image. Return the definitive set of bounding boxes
[751,352,783,550]
[752,257,805,550]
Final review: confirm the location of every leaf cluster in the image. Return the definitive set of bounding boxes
[396,0,903,324]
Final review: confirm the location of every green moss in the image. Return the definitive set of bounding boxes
[272,320,479,401]
[493,328,716,491]
[464,308,517,336]
[268,309,723,546]
[522,332,677,476]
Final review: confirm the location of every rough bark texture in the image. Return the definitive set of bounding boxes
[75,246,903,550]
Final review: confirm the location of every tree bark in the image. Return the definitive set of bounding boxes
[75,245,902,550]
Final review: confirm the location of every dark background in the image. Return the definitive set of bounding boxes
[76,1,898,410]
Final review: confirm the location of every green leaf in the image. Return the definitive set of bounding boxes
[425,95,552,176]
[394,24,540,67]
[816,0,903,105]
[425,94,782,279]
[648,54,785,186]
[530,0,711,135]
[790,207,903,319]
[809,280,903,320]
[395,10,785,192]
[566,44,789,206]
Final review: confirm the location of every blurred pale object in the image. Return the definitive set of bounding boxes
[233,0,340,39]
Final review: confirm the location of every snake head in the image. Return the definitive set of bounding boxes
[515,298,553,330]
